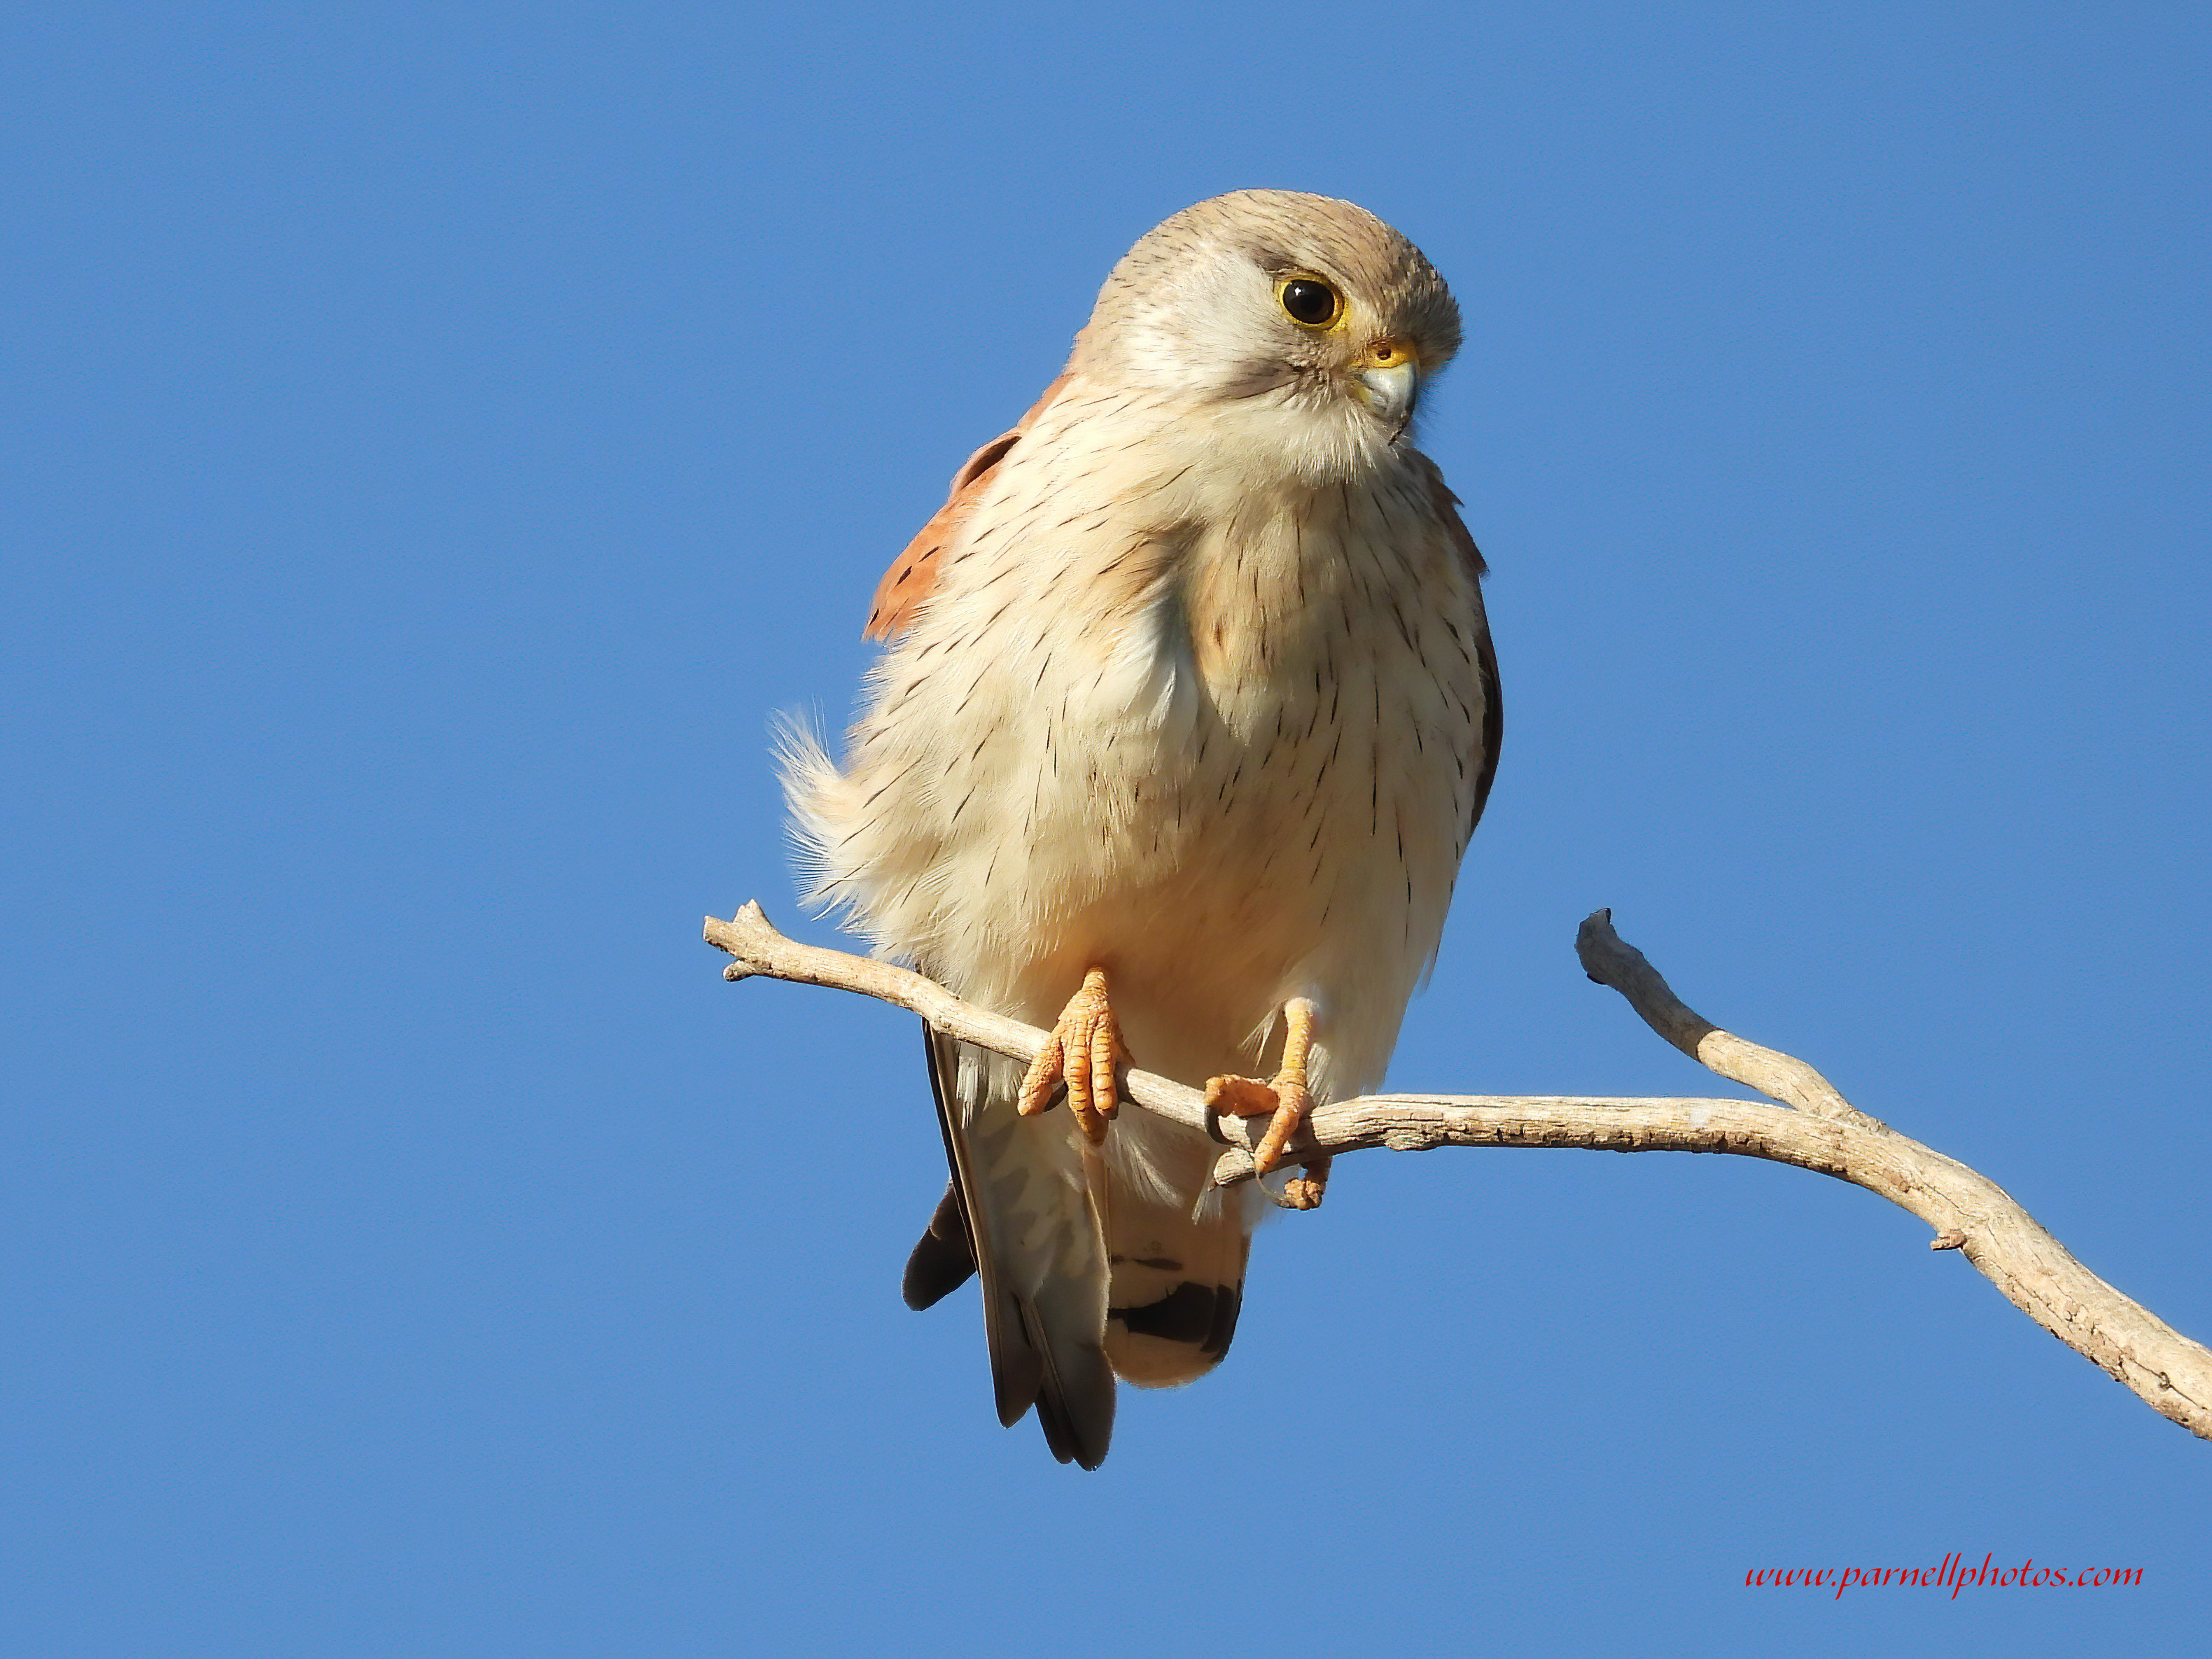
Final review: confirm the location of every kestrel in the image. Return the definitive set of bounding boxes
[784,190,1500,1468]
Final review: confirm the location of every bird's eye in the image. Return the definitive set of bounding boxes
[1278,277,1342,329]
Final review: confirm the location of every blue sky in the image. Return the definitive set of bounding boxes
[7,2,2207,1653]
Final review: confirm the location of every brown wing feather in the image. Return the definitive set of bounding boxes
[1418,460,1503,832]
[1467,592,1504,832]
[862,373,1073,642]
[1424,463,1488,581]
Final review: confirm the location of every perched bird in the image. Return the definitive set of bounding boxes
[784,190,1500,1468]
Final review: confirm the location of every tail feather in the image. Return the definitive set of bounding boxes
[1100,1149,1252,1387]
[916,1022,1115,1469]
[900,1182,975,1310]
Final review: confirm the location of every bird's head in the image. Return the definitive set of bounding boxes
[1068,190,1462,479]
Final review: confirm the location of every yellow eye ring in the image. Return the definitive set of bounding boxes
[1277,275,1343,330]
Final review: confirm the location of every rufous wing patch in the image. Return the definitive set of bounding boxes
[862,372,1074,641]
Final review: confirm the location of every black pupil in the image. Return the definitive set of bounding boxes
[1282,280,1336,326]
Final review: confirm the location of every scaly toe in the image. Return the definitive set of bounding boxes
[1017,1040,1065,1118]
[1251,1076,1313,1175]
[1205,1074,1275,1114]
[1206,1073,1312,1174]
[1278,1155,1333,1210]
[1021,968,1126,1144]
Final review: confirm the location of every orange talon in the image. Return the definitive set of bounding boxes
[1204,997,1321,1177]
[1018,967,1128,1144]
[1279,1156,1332,1210]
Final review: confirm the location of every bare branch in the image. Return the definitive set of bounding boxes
[706,902,1217,1134]
[1574,907,1884,1130]
[704,902,2212,1442]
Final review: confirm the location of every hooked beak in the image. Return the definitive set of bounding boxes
[1351,337,1421,433]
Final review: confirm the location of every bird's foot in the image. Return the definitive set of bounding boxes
[1278,1156,1333,1211]
[1204,997,1320,1180]
[1018,967,1127,1145]
[1204,1070,1313,1171]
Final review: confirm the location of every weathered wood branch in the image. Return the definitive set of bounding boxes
[704,901,2212,1441]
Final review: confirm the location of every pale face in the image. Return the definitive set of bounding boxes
[1070,188,1462,481]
